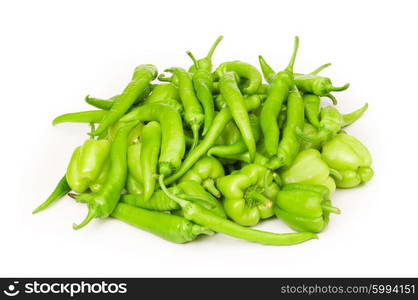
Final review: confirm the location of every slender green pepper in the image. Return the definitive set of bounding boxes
[217,164,278,226]
[90,65,157,136]
[208,114,261,158]
[164,95,261,184]
[178,156,225,198]
[121,103,185,176]
[32,176,71,214]
[297,103,368,144]
[112,203,213,243]
[218,72,256,161]
[280,149,339,194]
[215,61,262,95]
[275,183,340,233]
[259,36,299,157]
[269,86,305,169]
[321,133,373,188]
[159,176,317,246]
[73,121,138,229]
[303,94,321,128]
[162,67,204,149]
[85,95,118,110]
[294,71,349,96]
[53,110,107,125]
[66,139,111,193]
[188,35,223,73]
[127,141,143,186]
[140,121,162,201]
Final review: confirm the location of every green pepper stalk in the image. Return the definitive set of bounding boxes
[90,65,157,136]
[218,72,256,161]
[297,103,369,144]
[72,121,138,229]
[52,110,107,125]
[259,36,299,157]
[217,164,279,226]
[280,149,339,194]
[32,176,71,214]
[321,133,373,188]
[112,203,213,244]
[162,67,204,150]
[164,95,262,185]
[215,61,262,95]
[188,35,223,73]
[159,176,317,246]
[121,103,185,176]
[178,156,225,198]
[66,139,111,193]
[275,183,340,233]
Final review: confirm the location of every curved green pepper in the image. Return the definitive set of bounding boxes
[217,164,278,226]
[280,149,338,194]
[66,139,110,193]
[215,61,262,95]
[275,183,340,233]
[178,156,225,198]
[321,133,373,188]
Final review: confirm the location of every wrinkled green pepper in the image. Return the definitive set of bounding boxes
[321,133,373,188]
[217,164,279,226]
[275,183,340,233]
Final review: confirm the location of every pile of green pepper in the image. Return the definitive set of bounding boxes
[34,36,373,246]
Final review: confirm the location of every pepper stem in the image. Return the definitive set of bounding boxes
[323,93,338,105]
[246,190,272,208]
[327,83,350,92]
[186,50,199,69]
[202,179,221,198]
[322,204,341,214]
[157,74,172,82]
[206,35,224,60]
[72,208,96,230]
[285,36,300,73]
[309,63,332,75]
[158,175,188,207]
[190,124,200,151]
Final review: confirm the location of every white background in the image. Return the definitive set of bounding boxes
[1,0,417,277]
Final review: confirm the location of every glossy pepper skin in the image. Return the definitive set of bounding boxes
[259,36,299,157]
[275,183,340,233]
[112,203,213,244]
[217,164,278,226]
[66,139,110,193]
[321,133,373,188]
[90,64,157,136]
[121,103,185,176]
[215,61,262,95]
[32,175,71,214]
[72,121,138,229]
[280,149,338,194]
[178,156,225,198]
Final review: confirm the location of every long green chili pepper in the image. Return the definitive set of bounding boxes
[32,175,70,214]
[159,176,317,246]
[164,95,261,184]
[215,61,262,95]
[188,35,223,73]
[52,110,107,125]
[140,121,162,201]
[303,94,321,128]
[166,67,203,149]
[85,95,118,110]
[269,86,305,170]
[90,64,157,136]
[259,36,299,157]
[341,103,368,127]
[120,103,185,176]
[218,72,256,161]
[208,114,261,158]
[112,203,213,244]
[187,51,215,137]
[72,121,138,229]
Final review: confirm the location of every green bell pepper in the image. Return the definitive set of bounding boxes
[217,164,278,226]
[66,139,110,193]
[280,149,339,194]
[321,133,373,188]
[275,183,340,233]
